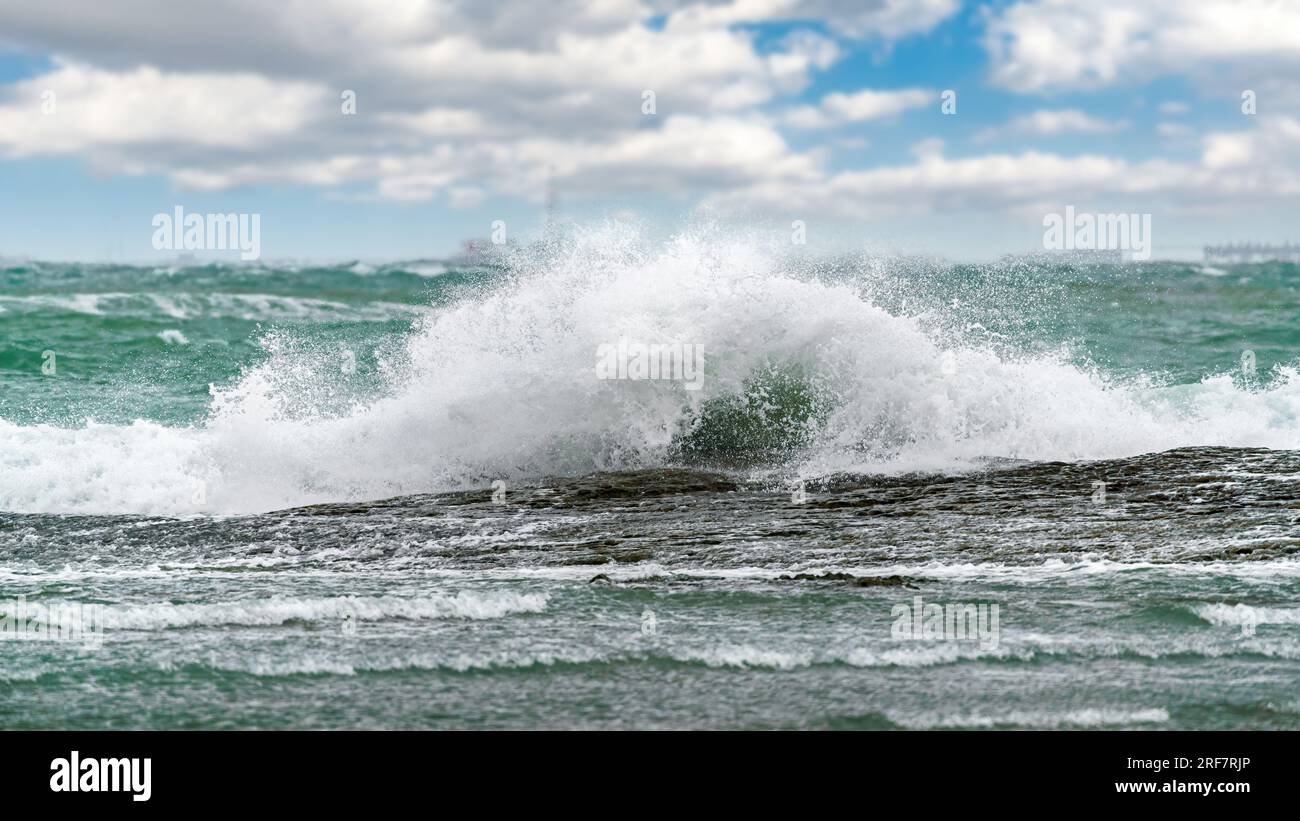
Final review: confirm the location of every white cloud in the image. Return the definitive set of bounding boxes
[986,0,1300,95]
[663,0,960,39]
[830,0,960,39]
[704,117,1300,219]
[784,87,933,128]
[0,62,327,156]
[0,0,1297,230]
[379,108,493,138]
[139,113,822,204]
[0,0,960,202]
[1202,116,1300,172]
[496,114,823,198]
[974,109,1128,142]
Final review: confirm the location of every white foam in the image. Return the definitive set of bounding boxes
[206,645,613,677]
[499,557,1300,584]
[674,644,815,670]
[401,262,450,278]
[669,642,1028,669]
[1193,602,1300,627]
[78,591,548,631]
[0,418,210,516]
[157,329,189,345]
[0,292,421,322]
[891,708,1169,729]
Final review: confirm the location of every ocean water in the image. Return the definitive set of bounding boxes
[2,228,1299,729]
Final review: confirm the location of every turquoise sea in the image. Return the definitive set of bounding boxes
[2,233,1299,729]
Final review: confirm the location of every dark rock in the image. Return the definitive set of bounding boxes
[777,571,919,589]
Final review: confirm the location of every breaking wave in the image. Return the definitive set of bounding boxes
[0,592,548,631]
[4,224,1300,515]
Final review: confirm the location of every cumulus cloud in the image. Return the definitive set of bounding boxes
[704,147,1181,219]
[1201,116,1300,174]
[703,116,1300,219]
[974,109,1128,142]
[662,0,960,40]
[0,0,959,202]
[0,0,1297,232]
[0,62,328,156]
[985,0,1300,95]
[784,87,934,128]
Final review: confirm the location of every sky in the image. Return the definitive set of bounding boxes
[0,0,1298,262]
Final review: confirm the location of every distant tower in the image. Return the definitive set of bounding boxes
[544,165,558,234]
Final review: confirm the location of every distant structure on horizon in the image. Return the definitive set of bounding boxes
[543,164,558,234]
[450,236,517,266]
[446,167,559,266]
[1204,242,1300,263]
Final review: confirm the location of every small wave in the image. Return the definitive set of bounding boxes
[1192,603,1300,628]
[0,293,113,315]
[396,262,450,278]
[197,643,1016,677]
[40,591,550,631]
[0,292,422,323]
[0,666,58,683]
[673,632,1300,669]
[673,644,814,670]
[160,632,1300,680]
[157,329,189,345]
[205,646,613,677]
[500,557,1300,584]
[891,708,1169,729]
